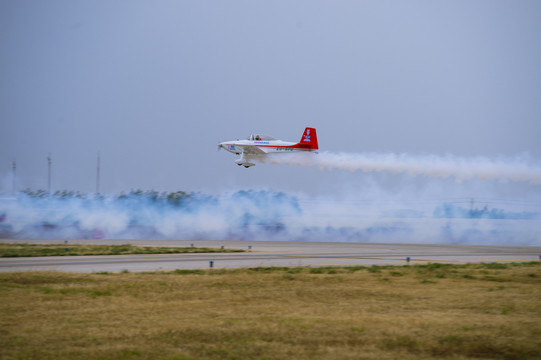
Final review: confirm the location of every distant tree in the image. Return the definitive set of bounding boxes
[166,191,190,207]
[22,189,48,198]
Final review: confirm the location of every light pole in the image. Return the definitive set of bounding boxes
[47,155,51,194]
[12,160,16,194]
[96,151,101,195]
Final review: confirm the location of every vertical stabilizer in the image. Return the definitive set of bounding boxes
[298,127,318,150]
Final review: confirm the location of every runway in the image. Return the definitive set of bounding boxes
[1,239,540,273]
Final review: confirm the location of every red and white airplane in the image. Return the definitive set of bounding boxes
[218,127,318,167]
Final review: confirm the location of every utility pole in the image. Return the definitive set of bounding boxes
[12,159,16,194]
[47,155,51,194]
[96,151,101,195]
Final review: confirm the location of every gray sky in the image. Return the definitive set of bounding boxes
[1,0,541,195]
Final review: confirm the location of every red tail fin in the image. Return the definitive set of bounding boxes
[298,127,318,150]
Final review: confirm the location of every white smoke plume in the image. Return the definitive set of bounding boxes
[262,152,541,184]
[1,187,540,246]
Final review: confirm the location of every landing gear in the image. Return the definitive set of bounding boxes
[235,152,256,168]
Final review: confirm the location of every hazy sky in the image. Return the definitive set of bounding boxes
[2,0,541,196]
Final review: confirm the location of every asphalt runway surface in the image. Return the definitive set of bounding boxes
[1,239,540,273]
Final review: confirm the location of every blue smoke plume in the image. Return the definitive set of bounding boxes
[0,189,540,245]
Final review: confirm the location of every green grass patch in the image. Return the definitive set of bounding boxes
[481,263,508,270]
[173,269,205,275]
[0,243,244,257]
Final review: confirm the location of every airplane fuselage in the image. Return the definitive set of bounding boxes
[220,140,304,155]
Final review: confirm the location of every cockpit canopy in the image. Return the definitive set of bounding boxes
[247,134,277,141]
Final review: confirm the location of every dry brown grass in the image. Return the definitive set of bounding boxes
[1,262,540,359]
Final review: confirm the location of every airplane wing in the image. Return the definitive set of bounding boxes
[241,145,267,155]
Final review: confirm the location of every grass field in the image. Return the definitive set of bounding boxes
[1,262,540,359]
[0,243,243,257]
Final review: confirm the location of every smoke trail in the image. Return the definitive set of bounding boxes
[0,190,300,241]
[0,189,540,245]
[262,152,541,184]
